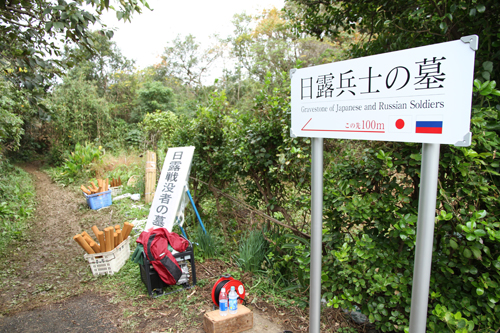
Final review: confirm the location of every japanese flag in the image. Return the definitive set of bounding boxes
[387,115,414,133]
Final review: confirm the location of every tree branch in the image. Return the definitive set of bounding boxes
[1,17,30,27]
[5,5,40,20]
[393,23,442,37]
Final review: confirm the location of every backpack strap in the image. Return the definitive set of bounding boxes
[147,233,156,261]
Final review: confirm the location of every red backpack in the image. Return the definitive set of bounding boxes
[136,228,189,285]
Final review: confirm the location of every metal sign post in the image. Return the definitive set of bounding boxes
[290,36,477,333]
[309,138,324,333]
[409,143,441,332]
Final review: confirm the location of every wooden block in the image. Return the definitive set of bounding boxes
[203,304,253,333]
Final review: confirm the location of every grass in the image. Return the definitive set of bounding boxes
[193,226,218,259]
[0,162,36,252]
[234,229,268,274]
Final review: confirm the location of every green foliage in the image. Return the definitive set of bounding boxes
[432,305,475,333]
[108,69,140,122]
[337,328,358,333]
[193,227,217,260]
[281,1,500,330]
[225,72,311,229]
[139,111,178,149]
[286,0,500,84]
[0,0,149,93]
[63,31,135,96]
[234,230,268,274]
[133,81,175,122]
[47,72,112,148]
[228,9,346,85]
[0,80,26,153]
[101,119,134,151]
[0,162,36,251]
[264,230,310,289]
[157,34,221,87]
[313,89,500,332]
[124,128,143,148]
[171,90,233,195]
[47,142,102,185]
[105,162,142,184]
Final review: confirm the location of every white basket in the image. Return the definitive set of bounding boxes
[109,185,123,197]
[84,237,131,276]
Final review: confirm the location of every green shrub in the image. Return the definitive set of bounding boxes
[264,230,310,290]
[235,230,268,274]
[0,162,36,251]
[193,226,217,259]
[318,89,500,331]
[139,111,178,149]
[47,142,102,185]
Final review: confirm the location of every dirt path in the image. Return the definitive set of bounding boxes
[0,164,300,332]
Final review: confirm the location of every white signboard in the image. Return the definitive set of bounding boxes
[145,146,195,231]
[291,38,476,146]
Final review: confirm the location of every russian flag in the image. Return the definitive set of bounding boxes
[416,120,443,134]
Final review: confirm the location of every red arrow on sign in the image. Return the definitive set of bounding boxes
[301,118,385,133]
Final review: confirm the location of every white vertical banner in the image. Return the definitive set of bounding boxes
[145,146,195,231]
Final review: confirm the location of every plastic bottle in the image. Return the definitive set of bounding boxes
[219,287,228,316]
[228,286,238,314]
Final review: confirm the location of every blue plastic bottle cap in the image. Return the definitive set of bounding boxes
[231,286,235,290]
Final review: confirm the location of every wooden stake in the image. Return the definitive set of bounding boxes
[91,225,100,239]
[145,151,157,203]
[122,222,133,240]
[89,240,101,253]
[105,227,113,251]
[117,230,123,245]
[80,185,91,195]
[73,234,95,254]
[82,234,94,246]
[97,231,105,252]
[81,231,94,242]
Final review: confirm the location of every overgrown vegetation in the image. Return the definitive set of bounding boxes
[234,230,268,274]
[0,163,36,251]
[2,0,500,332]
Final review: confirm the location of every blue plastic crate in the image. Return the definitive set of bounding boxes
[84,190,112,210]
